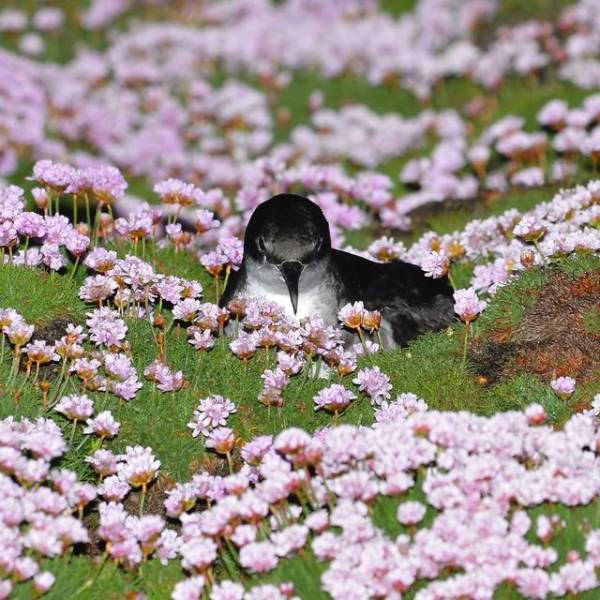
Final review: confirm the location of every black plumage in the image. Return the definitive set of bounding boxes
[328,248,455,346]
[220,193,455,347]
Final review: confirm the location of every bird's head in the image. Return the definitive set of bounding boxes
[244,194,331,314]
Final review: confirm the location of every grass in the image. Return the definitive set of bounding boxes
[490,0,576,27]
[379,0,577,24]
[474,263,549,336]
[582,306,600,335]
[378,0,420,18]
[0,264,86,327]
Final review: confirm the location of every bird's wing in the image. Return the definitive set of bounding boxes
[331,249,455,345]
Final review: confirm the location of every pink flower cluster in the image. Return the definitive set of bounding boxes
[1,0,598,194]
[400,180,600,296]
[0,183,89,269]
[162,405,600,599]
[395,92,600,220]
[188,395,237,439]
[0,417,91,596]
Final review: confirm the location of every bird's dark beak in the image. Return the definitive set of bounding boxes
[278,260,303,314]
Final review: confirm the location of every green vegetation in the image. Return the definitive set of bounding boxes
[0,264,86,327]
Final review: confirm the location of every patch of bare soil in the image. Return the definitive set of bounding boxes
[36,317,74,344]
[471,268,600,387]
[24,317,75,379]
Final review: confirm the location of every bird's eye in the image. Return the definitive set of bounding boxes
[256,236,267,253]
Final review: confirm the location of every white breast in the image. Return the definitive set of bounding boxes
[240,260,338,324]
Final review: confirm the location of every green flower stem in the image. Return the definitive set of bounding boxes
[139,482,147,516]
[462,321,471,366]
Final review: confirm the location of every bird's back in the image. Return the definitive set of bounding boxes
[331,249,455,346]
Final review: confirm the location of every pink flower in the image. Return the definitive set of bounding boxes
[375,393,429,423]
[114,209,153,241]
[23,340,59,365]
[396,501,427,525]
[180,538,217,572]
[337,301,365,330]
[188,396,236,438]
[368,237,406,262]
[173,299,201,323]
[54,394,94,421]
[83,411,120,439]
[229,332,258,361]
[33,7,64,31]
[549,560,597,596]
[516,568,550,599]
[271,524,309,557]
[86,307,127,348]
[79,275,118,303]
[32,160,74,191]
[118,446,160,488]
[14,212,46,238]
[305,509,329,533]
[104,353,136,382]
[421,250,450,278]
[453,287,487,323]
[65,231,90,257]
[164,483,199,518]
[210,580,244,600]
[313,384,356,414]
[89,166,128,204]
[97,475,131,502]
[156,529,181,565]
[154,179,203,208]
[525,403,548,425]
[84,248,118,273]
[154,363,184,393]
[188,328,215,352]
[5,319,34,347]
[231,524,257,547]
[194,209,219,234]
[200,250,228,278]
[33,571,55,593]
[239,541,278,573]
[537,99,569,128]
[261,368,289,392]
[513,215,546,242]
[216,237,244,271]
[172,576,205,600]
[551,376,576,399]
[205,427,236,455]
[241,435,273,466]
[40,243,67,271]
[86,449,119,477]
[352,366,392,406]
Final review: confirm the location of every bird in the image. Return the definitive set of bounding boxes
[220,193,455,347]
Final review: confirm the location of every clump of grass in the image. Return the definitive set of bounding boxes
[582,306,600,335]
[474,266,548,338]
[0,265,86,327]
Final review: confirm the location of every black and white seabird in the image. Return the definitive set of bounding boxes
[220,194,455,347]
